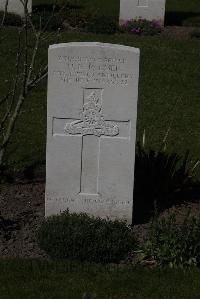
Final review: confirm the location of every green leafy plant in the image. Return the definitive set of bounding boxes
[139,212,200,268]
[133,136,199,223]
[37,210,137,263]
[120,18,162,35]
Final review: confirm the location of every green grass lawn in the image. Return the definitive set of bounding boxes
[1,28,200,177]
[33,0,200,26]
[1,259,200,298]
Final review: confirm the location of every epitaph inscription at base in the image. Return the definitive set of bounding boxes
[46,42,140,224]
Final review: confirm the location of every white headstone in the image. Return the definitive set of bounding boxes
[0,0,32,17]
[46,42,140,224]
[120,0,166,25]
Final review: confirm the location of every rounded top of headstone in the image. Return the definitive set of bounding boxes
[49,42,140,55]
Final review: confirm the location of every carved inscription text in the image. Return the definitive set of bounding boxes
[53,55,134,86]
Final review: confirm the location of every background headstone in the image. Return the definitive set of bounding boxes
[120,0,166,25]
[46,42,140,224]
[0,0,32,17]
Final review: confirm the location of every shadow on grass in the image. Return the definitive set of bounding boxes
[133,145,200,225]
[165,11,200,26]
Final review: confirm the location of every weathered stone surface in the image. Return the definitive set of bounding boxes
[0,0,32,17]
[120,0,166,25]
[46,42,140,224]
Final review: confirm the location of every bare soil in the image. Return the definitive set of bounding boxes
[0,183,48,259]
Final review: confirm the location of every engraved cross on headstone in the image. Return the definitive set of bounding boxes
[54,88,130,196]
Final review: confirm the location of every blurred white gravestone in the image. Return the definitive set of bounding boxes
[120,0,166,25]
[46,42,140,224]
[0,0,32,17]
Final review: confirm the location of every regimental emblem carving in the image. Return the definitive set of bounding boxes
[64,91,119,137]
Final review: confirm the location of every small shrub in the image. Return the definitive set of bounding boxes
[37,210,137,263]
[120,18,162,36]
[140,213,200,268]
[62,6,96,30]
[60,8,117,34]
[85,16,118,34]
